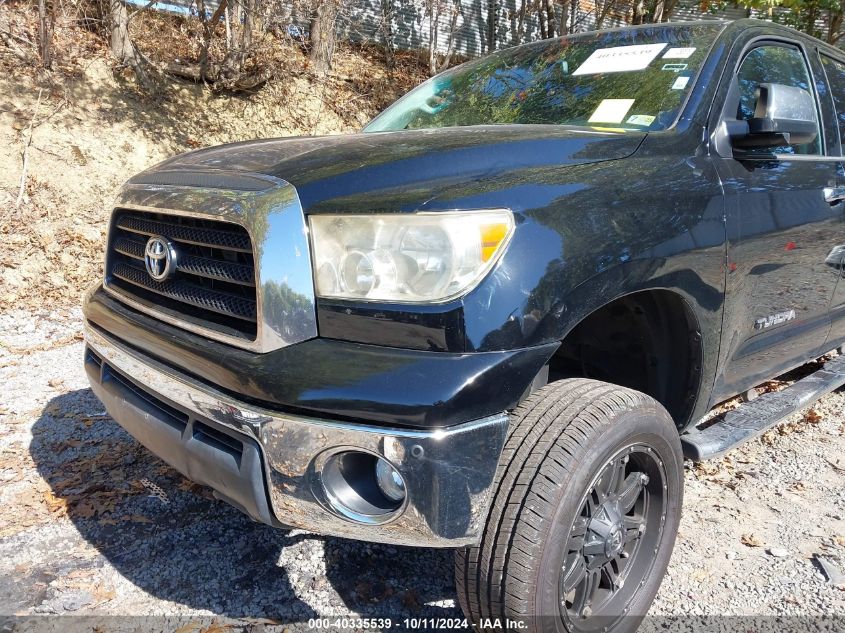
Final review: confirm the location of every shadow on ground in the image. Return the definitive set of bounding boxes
[28,389,459,622]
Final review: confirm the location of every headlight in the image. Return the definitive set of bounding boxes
[309,210,514,303]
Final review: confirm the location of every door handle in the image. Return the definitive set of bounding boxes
[824,186,845,205]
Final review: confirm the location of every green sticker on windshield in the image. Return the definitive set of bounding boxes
[626,114,656,126]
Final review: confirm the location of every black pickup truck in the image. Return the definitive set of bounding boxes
[83,18,845,631]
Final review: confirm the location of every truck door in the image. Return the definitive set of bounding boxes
[711,39,843,402]
[817,53,845,352]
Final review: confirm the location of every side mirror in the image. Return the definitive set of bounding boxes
[728,83,818,149]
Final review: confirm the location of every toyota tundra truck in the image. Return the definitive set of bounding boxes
[83,18,845,632]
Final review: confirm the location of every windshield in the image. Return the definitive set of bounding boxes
[364,23,723,133]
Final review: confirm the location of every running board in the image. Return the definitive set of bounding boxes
[681,354,845,461]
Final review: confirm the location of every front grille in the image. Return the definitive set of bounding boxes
[105,210,258,340]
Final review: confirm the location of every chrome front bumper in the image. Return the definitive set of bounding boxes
[84,324,510,547]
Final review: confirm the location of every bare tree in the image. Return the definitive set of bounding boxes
[536,0,547,37]
[543,0,556,37]
[592,0,620,28]
[532,0,568,39]
[830,7,845,43]
[37,0,53,67]
[425,0,462,75]
[486,0,498,52]
[380,0,396,69]
[196,0,229,79]
[161,0,276,90]
[630,0,645,23]
[514,0,528,43]
[567,0,578,33]
[309,0,339,75]
[629,0,679,24]
[219,0,257,82]
[109,0,156,88]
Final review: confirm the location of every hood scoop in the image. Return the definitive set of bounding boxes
[127,169,277,192]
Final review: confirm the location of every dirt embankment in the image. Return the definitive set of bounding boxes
[0,6,427,311]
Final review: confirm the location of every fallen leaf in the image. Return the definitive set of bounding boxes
[805,409,822,424]
[126,515,152,524]
[756,379,785,394]
[741,533,763,547]
[44,403,63,417]
[108,469,126,482]
[70,145,87,166]
[42,488,68,514]
[368,581,392,602]
[52,438,82,452]
[354,579,372,601]
[201,622,232,633]
[402,589,421,612]
[835,535,845,547]
[173,623,201,633]
[177,480,215,500]
[48,377,65,388]
[691,569,710,581]
[93,583,116,603]
[72,500,97,519]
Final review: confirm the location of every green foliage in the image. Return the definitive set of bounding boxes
[726,0,845,44]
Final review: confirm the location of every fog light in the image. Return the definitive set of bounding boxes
[375,458,406,502]
[319,451,406,524]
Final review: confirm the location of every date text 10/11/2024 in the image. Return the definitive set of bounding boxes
[307,618,528,629]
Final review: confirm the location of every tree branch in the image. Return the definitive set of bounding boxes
[15,89,43,209]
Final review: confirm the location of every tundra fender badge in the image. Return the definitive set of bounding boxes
[754,309,796,331]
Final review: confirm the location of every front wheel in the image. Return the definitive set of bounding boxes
[455,379,684,633]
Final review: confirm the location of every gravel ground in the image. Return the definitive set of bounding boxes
[1,309,845,632]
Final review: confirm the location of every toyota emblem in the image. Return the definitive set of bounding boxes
[144,235,177,281]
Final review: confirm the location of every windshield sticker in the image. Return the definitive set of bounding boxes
[671,76,690,90]
[572,43,667,76]
[588,99,636,124]
[662,63,688,73]
[662,47,696,59]
[627,114,656,126]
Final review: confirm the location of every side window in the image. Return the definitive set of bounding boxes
[735,44,821,155]
[821,54,845,155]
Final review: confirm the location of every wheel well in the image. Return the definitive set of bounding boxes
[549,290,702,428]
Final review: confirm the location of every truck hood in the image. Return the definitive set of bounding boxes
[129,126,645,213]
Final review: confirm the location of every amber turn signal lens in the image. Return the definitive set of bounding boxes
[480,223,510,262]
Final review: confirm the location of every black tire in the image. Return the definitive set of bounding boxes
[455,378,684,633]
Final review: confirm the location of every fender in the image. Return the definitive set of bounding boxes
[472,258,724,425]
[513,257,721,426]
